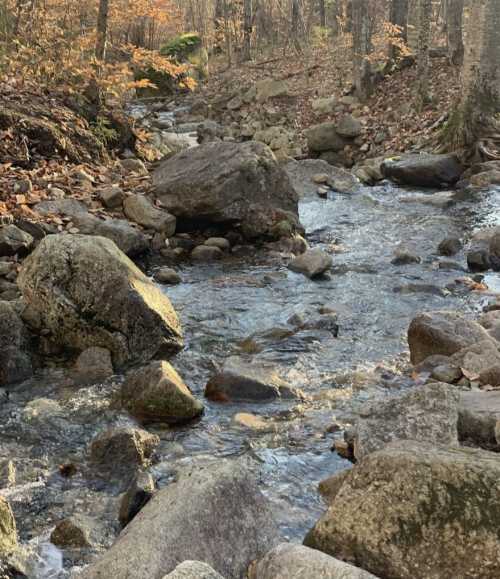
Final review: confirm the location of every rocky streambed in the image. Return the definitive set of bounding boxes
[1,101,500,579]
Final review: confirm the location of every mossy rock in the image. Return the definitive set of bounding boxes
[160,33,202,61]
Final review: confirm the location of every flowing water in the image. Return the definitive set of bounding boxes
[2,121,500,576]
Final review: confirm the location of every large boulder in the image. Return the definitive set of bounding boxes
[18,234,183,367]
[354,383,459,460]
[249,543,378,579]
[407,311,492,365]
[0,496,17,557]
[0,300,32,385]
[381,153,463,188]
[205,357,300,402]
[79,460,280,579]
[123,194,176,235]
[152,141,300,241]
[121,361,204,424]
[305,122,346,153]
[458,390,500,449]
[304,441,500,579]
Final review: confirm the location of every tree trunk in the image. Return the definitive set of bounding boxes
[242,0,252,61]
[417,0,431,106]
[318,0,326,27]
[291,0,301,53]
[95,0,109,61]
[352,0,372,101]
[445,0,464,65]
[443,0,500,157]
[389,0,409,60]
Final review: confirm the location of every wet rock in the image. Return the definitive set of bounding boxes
[391,249,421,265]
[18,234,183,367]
[0,496,17,556]
[288,249,332,279]
[120,158,147,175]
[318,470,351,504]
[305,122,346,153]
[153,141,300,241]
[119,472,155,528]
[231,412,273,431]
[154,267,181,285]
[438,237,462,256]
[304,441,500,579]
[488,231,500,270]
[467,247,491,272]
[121,360,204,424]
[438,260,464,271]
[469,170,500,188]
[205,357,300,402]
[354,383,459,460]
[284,159,359,196]
[74,347,114,382]
[98,186,124,209]
[90,427,159,478]
[249,543,378,579]
[407,311,492,365]
[123,194,176,235]
[336,115,362,138]
[163,561,225,579]
[191,245,223,261]
[394,283,447,297]
[204,237,231,251]
[458,390,500,449]
[72,213,149,256]
[381,153,463,188]
[50,515,97,549]
[79,460,280,579]
[0,300,32,386]
[0,225,33,257]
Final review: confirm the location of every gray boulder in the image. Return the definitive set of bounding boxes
[163,561,225,579]
[407,311,492,365]
[121,360,204,424]
[0,224,33,256]
[18,235,183,367]
[123,194,176,235]
[305,123,346,153]
[458,390,500,449]
[288,249,332,279]
[354,383,459,460]
[79,460,280,579]
[284,159,359,196]
[304,441,500,579]
[0,300,32,386]
[382,153,463,188]
[250,543,378,579]
[152,141,300,241]
[205,357,300,402]
[336,115,362,138]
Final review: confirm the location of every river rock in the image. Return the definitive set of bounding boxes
[0,497,17,557]
[204,237,231,251]
[121,361,204,424]
[391,248,421,265]
[191,245,223,261]
[123,194,176,235]
[381,153,463,188]
[336,115,362,138]
[90,426,159,478]
[0,300,32,386]
[489,231,500,270]
[152,141,300,241]
[354,383,459,460]
[304,441,500,579]
[305,122,347,153]
[458,390,500,449]
[407,311,492,365]
[250,543,378,579]
[119,472,155,528]
[438,236,462,256]
[288,249,332,278]
[284,159,359,196]
[467,247,491,271]
[72,213,149,256]
[98,185,124,209]
[205,357,300,402]
[18,235,183,367]
[50,514,97,549]
[318,470,351,504]
[154,267,181,285]
[0,224,33,256]
[74,347,113,382]
[79,460,280,579]
[163,561,225,579]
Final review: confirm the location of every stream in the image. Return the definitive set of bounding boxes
[2,118,500,577]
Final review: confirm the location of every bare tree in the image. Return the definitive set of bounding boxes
[95,0,109,61]
[389,0,409,61]
[352,0,372,101]
[318,0,326,28]
[291,0,302,53]
[417,0,431,106]
[242,0,252,61]
[445,0,464,65]
[443,0,500,158]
